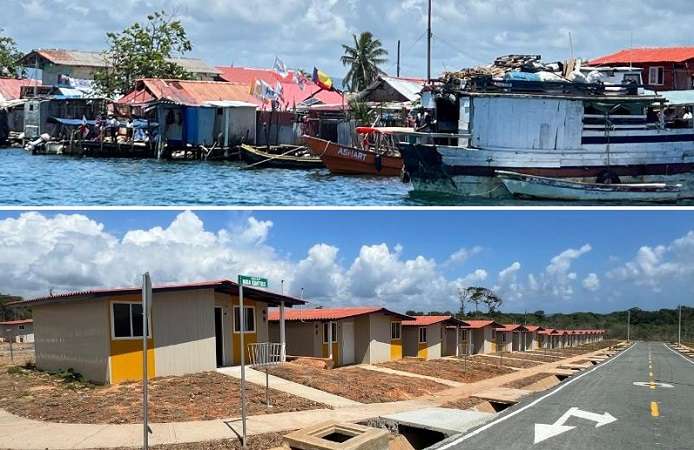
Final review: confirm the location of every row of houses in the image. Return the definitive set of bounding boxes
[0,319,34,343]
[8,280,606,384]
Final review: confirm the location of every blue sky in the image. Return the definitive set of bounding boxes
[5,0,694,80]
[0,210,692,314]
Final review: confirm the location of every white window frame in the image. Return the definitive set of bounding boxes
[323,321,337,344]
[233,305,256,334]
[391,322,401,340]
[418,327,427,344]
[110,301,152,341]
[649,66,664,85]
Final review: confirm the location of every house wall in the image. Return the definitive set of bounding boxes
[483,327,495,353]
[354,315,371,364]
[33,300,110,384]
[154,290,216,378]
[444,327,467,356]
[368,313,392,364]
[0,323,34,343]
[633,61,694,91]
[41,65,100,86]
[221,106,257,146]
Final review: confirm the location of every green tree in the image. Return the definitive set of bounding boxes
[348,98,375,126]
[0,29,24,77]
[460,287,503,315]
[0,294,24,321]
[340,31,388,92]
[93,10,193,97]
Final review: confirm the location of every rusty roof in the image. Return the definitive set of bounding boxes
[9,280,306,308]
[402,315,467,327]
[591,47,694,65]
[117,79,259,106]
[268,306,412,322]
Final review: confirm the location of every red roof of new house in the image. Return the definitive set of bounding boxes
[10,280,306,308]
[591,47,694,65]
[0,319,33,326]
[268,306,412,322]
[495,324,529,332]
[525,325,544,332]
[216,66,345,107]
[0,78,41,101]
[463,320,503,329]
[402,315,467,327]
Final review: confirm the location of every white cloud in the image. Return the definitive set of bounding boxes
[582,273,600,291]
[445,245,483,266]
[607,231,694,290]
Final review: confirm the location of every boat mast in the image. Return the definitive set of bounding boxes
[427,0,432,82]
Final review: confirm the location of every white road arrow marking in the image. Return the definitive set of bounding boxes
[534,407,617,444]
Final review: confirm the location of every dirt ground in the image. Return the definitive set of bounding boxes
[0,366,325,424]
[441,396,486,410]
[89,433,287,450]
[0,342,34,368]
[473,354,541,369]
[502,373,557,389]
[504,352,562,363]
[379,357,513,383]
[266,363,448,403]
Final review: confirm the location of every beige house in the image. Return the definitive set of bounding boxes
[401,316,468,360]
[495,324,531,352]
[0,319,34,343]
[524,325,545,350]
[463,320,504,354]
[9,280,305,384]
[268,307,412,367]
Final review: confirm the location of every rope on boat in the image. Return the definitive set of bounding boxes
[241,145,309,170]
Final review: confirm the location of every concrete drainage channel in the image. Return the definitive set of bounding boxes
[270,347,626,450]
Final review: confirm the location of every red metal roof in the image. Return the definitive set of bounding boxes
[525,325,544,332]
[216,66,345,107]
[591,47,694,65]
[402,315,466,327]
[117,79,259,107]
[495,324,529,332]
[0,78,41,101]
[463,320,502,329]
[0,319,33,326]
[268,306,411,322]
[10,280,306,307]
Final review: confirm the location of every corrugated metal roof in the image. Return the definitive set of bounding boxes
[267,307,412,322]
[9,279,306,307]
[216,66,344,106]
[22,50,216,75]
[0,78,41,101]
[402,315,465,327]
[463,319,502,329]
[0,319,32,326]
[117,79,259,107]
[525,325,544,332]
[591,47,694,65]
[381,76,426,102]
[495,324,529,332]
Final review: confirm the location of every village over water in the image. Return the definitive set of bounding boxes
[1,17,693,205]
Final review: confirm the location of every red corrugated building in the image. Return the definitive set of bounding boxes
[590,47,694,91]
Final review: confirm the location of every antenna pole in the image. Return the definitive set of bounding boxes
[427,0,432,82]
[678,304,682,346]
[397,40,401,78]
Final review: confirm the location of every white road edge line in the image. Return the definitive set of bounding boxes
[663,343,694,366]
[435,343,636,449]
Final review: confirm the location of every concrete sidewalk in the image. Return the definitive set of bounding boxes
[0,345,618,449]
[216,366,361,408]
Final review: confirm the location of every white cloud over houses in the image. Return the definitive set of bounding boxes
[1,212,692,314]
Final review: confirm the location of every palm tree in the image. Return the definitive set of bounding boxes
[341,32,388,92]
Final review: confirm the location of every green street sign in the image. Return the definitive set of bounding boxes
[238,275,269,288]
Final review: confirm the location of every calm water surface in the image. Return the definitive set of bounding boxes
[1,148,691,206]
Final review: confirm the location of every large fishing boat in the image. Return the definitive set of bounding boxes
[399,77,694,199]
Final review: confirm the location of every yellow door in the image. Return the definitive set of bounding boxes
[491,340,497,352]
[232,299,257,365]
[390,339,402,360]
[417,343,428,359]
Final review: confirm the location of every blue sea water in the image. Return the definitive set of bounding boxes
[1,148,691,206]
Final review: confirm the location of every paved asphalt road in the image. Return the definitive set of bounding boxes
[434,342,694,450]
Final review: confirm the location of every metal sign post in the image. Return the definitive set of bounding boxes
[237,275,268,450]
[5,328,13,365]
[142,273,152,450]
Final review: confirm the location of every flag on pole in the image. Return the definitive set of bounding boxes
[293,72,307,91]
[251,79,281,101]
[312,67,333,91]
[273,57,289,79]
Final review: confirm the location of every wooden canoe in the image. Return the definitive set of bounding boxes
[303,135,403,177]
[496,170,684,203]
[240,144,323,170]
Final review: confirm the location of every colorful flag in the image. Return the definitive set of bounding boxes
[275,81,284,100]
[273,57,289,79]
[312,67,333,91]
[251,79,280,101]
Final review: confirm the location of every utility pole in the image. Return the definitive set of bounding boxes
[427,0,432,82]
[627,309,631,342]
[678,304,682,346]
[142,273,152,450]
[397,40,401,78]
